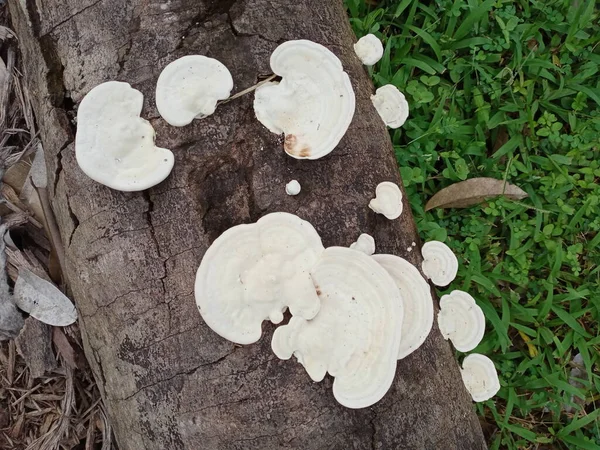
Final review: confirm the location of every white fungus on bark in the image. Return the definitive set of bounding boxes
[155,55,234,126]
[75,81,174,191]
[373,254,434,359]
[285,180,301,196]
[353,34,383,66]
[253,40,355,160]
[271,247,402,409]
[421,240,458,286]
[349,233,375,255]
[371,85,409,129]
[369,181,403,219]
[438,290,485,352]
[460,354,500,402]
[195,213,324,345]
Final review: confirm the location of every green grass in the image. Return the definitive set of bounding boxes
[346,0,600,448]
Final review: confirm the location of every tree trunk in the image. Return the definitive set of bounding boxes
[9,0,486,448]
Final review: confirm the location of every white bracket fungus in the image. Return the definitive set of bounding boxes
[75,81,174,191]
[349,233,375,256]
[254,40,356,160]
[371,85,409,129]
[421,240,459,286]
[272,247,402,409]
[369,181,403,219]
[353,34,383,66]
[373,254,434,359]
[156,55,234,127]
[285,180,301,196]
[438,290,485,352]
[195,213,324,345]
[460,354,500,402]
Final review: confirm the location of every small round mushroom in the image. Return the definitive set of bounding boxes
[373,254,434,359]
[369,181,403,220]
[156,55,234,126]
[437,290,485,352]
[353,34,383,66]
[195,213,324,345]
[253,40,356,160]
[460,354,500,402]
[349,233,375,255]
[371,85,409,129]
[272,247,402,409]
[285,180,301,196]
[75,81,174,191]
[421,241,458,286]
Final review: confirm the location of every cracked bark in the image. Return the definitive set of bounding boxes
[9,0,486,449]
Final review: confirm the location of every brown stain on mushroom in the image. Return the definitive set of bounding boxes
[315,286,322,296]
[284,134,311,158]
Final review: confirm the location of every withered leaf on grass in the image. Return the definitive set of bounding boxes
[13,268,77,326]
[425,177,528,211]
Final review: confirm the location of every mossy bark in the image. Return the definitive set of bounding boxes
[10,0,486,448]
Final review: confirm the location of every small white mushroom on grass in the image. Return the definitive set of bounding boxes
[272,247,403,409]
[373,254,434,359]
[285,180,301,196]
[438,290,485,352]
[371,85,409,129]
[421,240,458,286]
[254,40,355,160]
[75,81,174,191]
[369,181,403,219]
[349,233,375,255]
[195,213,324,345]
[460,354,500,402]
[353,34,383,66]
[156,55,234,126]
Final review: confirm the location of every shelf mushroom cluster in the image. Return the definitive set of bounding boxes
[74,35,410,192]
[194,215,500,407]
[71,33,500,407]
[195,213,437,408]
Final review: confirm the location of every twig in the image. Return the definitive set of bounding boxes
[218,74,277,105]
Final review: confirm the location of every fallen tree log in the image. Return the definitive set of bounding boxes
[9,0,487,448]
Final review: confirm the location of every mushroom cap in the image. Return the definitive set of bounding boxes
[353,34,383,66]
[349,233,375,256]
[254,40,356,160]
[156,55,234,127]
[421,240,459,286]
[285,180,301,196]
[460,354,500,402]
[75,81,174,191]
[373,254,434,359]
[438,290,485,352]
[368,181,403,220]
[195,213,324,345]
[371,85,409,129]
[272,247,402,409]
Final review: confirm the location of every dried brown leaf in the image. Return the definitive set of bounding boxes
[8,413,23,438]
[52,328,77,370]
[0,26,17,41]
[0,56,9,127]
[2,158,32,194]
[425,177,528,211]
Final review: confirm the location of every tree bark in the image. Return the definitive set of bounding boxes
[9,0,487,448]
